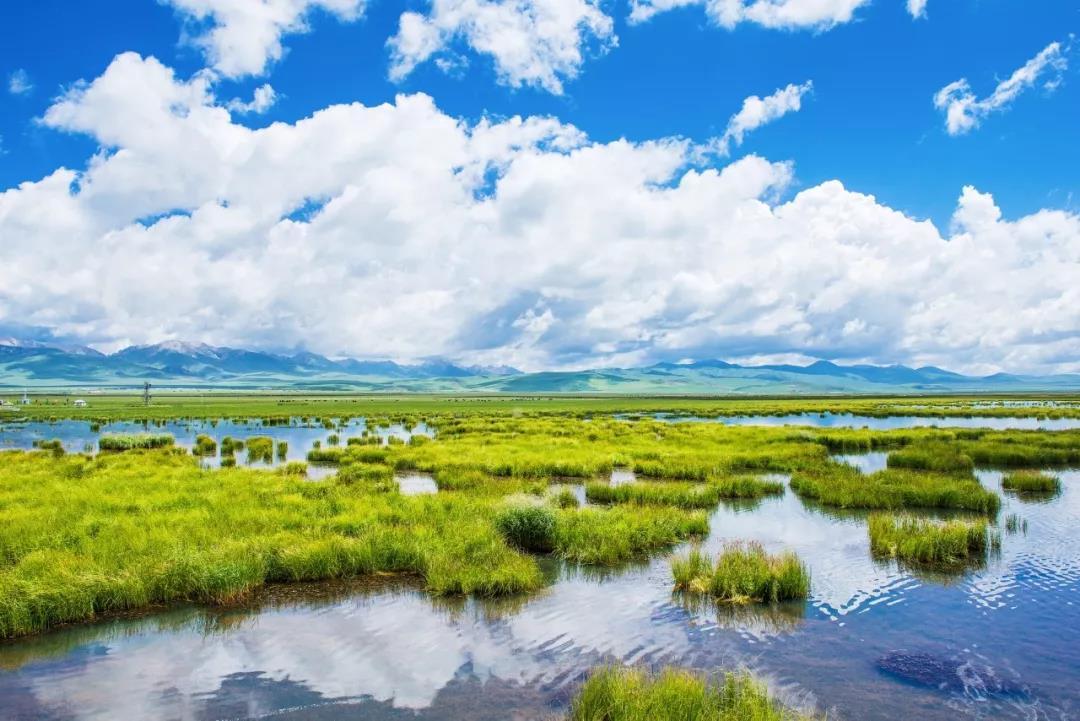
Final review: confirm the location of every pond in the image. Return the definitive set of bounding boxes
[1,465,1076,720]
[0,418,435,480]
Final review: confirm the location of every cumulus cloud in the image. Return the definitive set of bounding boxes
[712,81,812,156]
[906,0,927,19]
[8,68,33,96]
[934,40,1070,136]
[628,0,869,30]
[226,83,279,113]
[3,53,1079,374]
[387,0,616,94]
[163,0,366,77]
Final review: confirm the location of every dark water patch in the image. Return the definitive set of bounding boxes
[876,649,1028,699]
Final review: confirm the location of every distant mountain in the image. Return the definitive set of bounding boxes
[0,339,1078,393]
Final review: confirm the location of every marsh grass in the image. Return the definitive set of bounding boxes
[790,462,999,513]
[1003,513,1028,535]
[887,443,974,473]
[98,434,174,452]
[671,543,810,603]
[586,476,783,510]
[567,666,820,721]
[556,507,709,565]
[245,436,274,464]
[495,504,557,552]
[868,514,997,569]
[193,434,217,456]
[0,450,543,638]
[1002,470,1061,494]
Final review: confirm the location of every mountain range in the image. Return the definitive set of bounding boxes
[1,339,1078,394]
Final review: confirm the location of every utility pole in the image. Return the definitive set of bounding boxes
[143,382,152,407]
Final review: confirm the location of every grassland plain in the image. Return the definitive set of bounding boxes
[5,391,1080,423]
[2,396,1079,640]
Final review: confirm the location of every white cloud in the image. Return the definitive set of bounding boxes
[163,0,366,77]
[4,53,1080,374]
[226,83,279,113]
[934,40,1070,136]
[906,0,927,19]
[388,0,616,94]
[8,68,33,96]
[712,81,812,156]
[628,0,869,30]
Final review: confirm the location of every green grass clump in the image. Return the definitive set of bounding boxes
[868,514,997,568]
[220,436,243,456]
[32,439,64,456]
[556,507,708,565]
[98,434,174,452]
[495,504,557,552]
[277,461,308,476]
[192,434,217,456]
[586,476,782,510]
[790,462,999,514]
[245,436,274,464]
[276,441,288,460]
[307,448,345,464]
[567,666,820,721]
[887,443,974,473]
[1002,470,1061,494]
[672,543,810,603]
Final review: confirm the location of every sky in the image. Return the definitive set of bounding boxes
[0,0,1077,374]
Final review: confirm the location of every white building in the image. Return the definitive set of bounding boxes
[74,399,88,408]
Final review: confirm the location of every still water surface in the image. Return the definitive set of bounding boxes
[1,453,1077,720]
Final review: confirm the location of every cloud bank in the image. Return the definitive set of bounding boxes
[2,53,1078,374]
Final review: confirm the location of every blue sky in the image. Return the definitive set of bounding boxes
[1,1,1078,372]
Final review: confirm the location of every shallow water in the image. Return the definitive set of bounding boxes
[638,411,1080,430]
[2,464,1078,720]
[0,418,434,480]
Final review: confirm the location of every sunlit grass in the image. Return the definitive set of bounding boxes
[672,543,810,603]
[868,514,997,568]
[567,666,821,721]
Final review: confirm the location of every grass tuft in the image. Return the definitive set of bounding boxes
[1001,470,1061,494]
[567,666,820,721]
[868,514,997,568]
[672,542,810,603]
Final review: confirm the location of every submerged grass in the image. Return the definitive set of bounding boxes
[868,514,997,568]
[672,543,810,603]
[567,666,820,721]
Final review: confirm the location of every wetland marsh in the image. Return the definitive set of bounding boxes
[0,394,1078,720]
